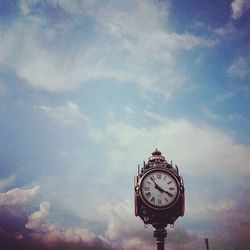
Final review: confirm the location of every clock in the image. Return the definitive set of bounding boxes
[139,169,180,210]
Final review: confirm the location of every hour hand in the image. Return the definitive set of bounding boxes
[154,184,164,193]
[162,189,173,198]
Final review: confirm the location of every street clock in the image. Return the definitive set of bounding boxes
[134,149,185,249]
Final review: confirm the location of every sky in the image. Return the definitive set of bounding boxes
[0,0,250,249]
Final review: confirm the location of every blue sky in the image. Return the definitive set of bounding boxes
[0,0,250,249]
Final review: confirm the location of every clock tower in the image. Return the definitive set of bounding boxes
[134,149,185,249]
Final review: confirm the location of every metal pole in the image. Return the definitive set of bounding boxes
[204,238,209,250]
[154,228,167,250]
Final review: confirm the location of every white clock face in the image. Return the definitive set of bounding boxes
[140,170,179,209]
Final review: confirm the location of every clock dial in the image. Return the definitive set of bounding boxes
[140,170,179,209]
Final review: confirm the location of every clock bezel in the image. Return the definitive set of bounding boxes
[139,168,180,211]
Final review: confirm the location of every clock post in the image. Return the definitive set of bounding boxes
[134,149,185,250]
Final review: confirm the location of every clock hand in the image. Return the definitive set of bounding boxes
[155,184,164,193]
[150,177,164,193]
[162,189,174,198]
[150,177,174,197]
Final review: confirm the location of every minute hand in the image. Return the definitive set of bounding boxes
[150,177,164,193]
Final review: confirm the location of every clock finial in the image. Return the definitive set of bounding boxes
[149,149,165,162]
[152,148,162,156]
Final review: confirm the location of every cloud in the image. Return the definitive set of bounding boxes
[0,186,41,239]
[202,106,224,120]
[202,105,241,122]
[0,184,249,249]
[0,187,111,249]
[25,201,111,249]
[99,199,202,250]
[0,186,39,207]
[91,116,250,176]
[0,0,215,99]
[99,200,145,241]
[210,181,250,249]
[26,200,104,245]
[231,0,250,19]
[35,102,87,127]
[227,56,250,78]
[214,22,237,37]
[95,0,215,63]
[218,203,250,242]
[26,202,50,230]
[26,206,109,248]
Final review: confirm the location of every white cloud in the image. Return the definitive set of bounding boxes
[201,105,241,122]
[35,102,87,127]
[91,116,250,176]
[99,200,154,249]
[231,0,250,19]
[96,0,215,61]
[227,56,250,78]
[99,200,143,241]
[25,201,111,248]
[0,186,107,246]
[214,22,236,36]
[0,185,110,248]
[99,199,202,250]
[0,186,39,207]
[0,0,215,99]
[26,201,50,230]
[33,224,106,245]
[202,106,223,120]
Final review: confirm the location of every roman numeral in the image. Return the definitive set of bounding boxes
[169,187,175,190]
[156,173,161,179]
[167,181,172,185]
[144,187,150,191]
[151,197,155,203]
[146,181,151,185]
[158,199,162,205]
[167,193,173,198]
[146,192,151,198]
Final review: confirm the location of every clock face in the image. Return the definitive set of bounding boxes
[140,169,179,209]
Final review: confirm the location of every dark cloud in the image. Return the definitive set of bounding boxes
[1,184,250,250]
[168,226,197,245]
[0,230,110,250]
[0,186,111,250]
[0,186,39,236]
[211,179,250,249]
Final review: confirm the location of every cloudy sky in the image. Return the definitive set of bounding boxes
[0,0,250,249]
